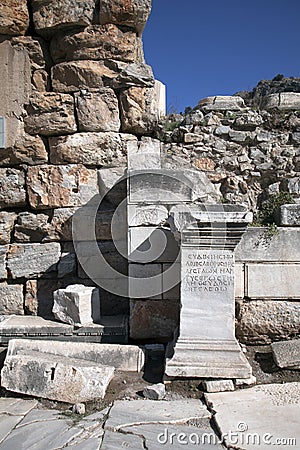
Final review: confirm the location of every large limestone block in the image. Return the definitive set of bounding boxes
[1,352,114,402]
[0,168,26,208]
[197,95,245,111]
[31,0,97,35]
[0,40,31,148]
[53,285,100,325]
[236,300,300,344]
[49,132,136,166]
[8,339,145,372]
[0,212,16,244]
[0,131,48,166]
[264,92,300,110]
[7,243,61,279]
[51,60,117,93]
[99,0,152,34]
[0,0,29,35]
[27,165,98,209]
[120,86,159,134]
[24,92,76,136]
[50,24,139,64]
[75,89,120,132]
[0,283,24,315]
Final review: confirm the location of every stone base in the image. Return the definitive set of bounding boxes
[165,339,252,379]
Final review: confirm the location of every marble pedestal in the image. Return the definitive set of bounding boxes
[165,205,252,379]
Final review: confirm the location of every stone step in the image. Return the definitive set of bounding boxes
[0,315,128,344]
[1,351,115,403]
[7,338,145,372]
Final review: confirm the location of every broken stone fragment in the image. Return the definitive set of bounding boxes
[50,24,140,64]
[99,0,152,35]
[72,403,86,414]
[197,95,245,111]
[143,383,166,400]
[0,132,48,166]
[1,352,115,403]
[0,0,29,36]
[53,284,100,326]
[202,380,235,393]
[0,168,26,208]
[106,61,155,90]
[74,89,120,133]
[24,92,76,136]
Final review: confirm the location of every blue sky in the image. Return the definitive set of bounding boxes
[143,0,300,113]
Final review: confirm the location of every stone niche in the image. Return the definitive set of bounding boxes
[127,139,253,380]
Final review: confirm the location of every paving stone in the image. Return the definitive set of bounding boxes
[8,339,144,372]
[202,379,234,393]
[1,352,115,403]
[104,399,210,431]
[101,430,144,450]
[205,383,300,449]
[271,339,300,370]
[0,398,37,416]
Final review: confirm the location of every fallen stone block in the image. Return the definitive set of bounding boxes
[197,95,245,111]
[202,380,234,393]
[271,340,300,370]
[8,339,144,372]
[235,375,257,387]
[143,383,166,400]
[53,285,100,326]
[1,352,115,403]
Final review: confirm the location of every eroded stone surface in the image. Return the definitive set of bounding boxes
[99,0,152,34]
[0,0,29,36]
[0,212,16,244]
[271,340,300,370]
[0,168,26,208]
[0,283,23,315]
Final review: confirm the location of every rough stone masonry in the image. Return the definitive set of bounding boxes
[0,0,299,346]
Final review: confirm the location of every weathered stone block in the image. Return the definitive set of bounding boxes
[32,0,97,35]
[98,166,127,205]
[264,92,300,110]
[24,279,60,318]
[236,300,300,344]
[197,96,245,111]
[99,0,152,34]
[0,168,26,208]
[0,0,29,35]
[106,61,154,90]
[7,243,61,279]
[51,60,117,93]
[50,25,139,64]
[14,212,50,242]
[279,204,300,226]
[8,339,145,372]
[193,157,215,171]
[0,283,24,315]
[128,205,168,227]
[1,352,114,403]
[119,86,159,134]
[27,165,98,209]
[0,245,7,279]
[143,383,166,400]
[245,263,300,299]
[24,92,76,136]
[271,340,300,370]
[49,132,136,166]
[11,36,49,70]
[0,212,16,244]
[32,68,50,91]
[202,380,234,393]
[0,132,48,166]
[57,252,77,278]
[127,137,161,170]
[47,208,77,241]
[53,285,100,325]
[130,299,180,340]
[75,89,120,132]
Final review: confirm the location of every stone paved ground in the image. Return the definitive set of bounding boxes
[0,384,299,449]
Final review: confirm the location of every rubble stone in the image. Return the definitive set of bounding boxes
[50,25,139,64]
[143,383,166,400]
[0,283,24,315]
[0,168,26,208]
[0,212,16,244]
[75,89,120,132]
[49,132,136,166]
[24,92,76,136]
[0,0,29,36]
[14,212,50,242]
[99,0,152,34]
[27,165,98,209]
[0,132,48,166]
[1,352,114,403]
[53,285,100,325]
[279,204,300,226]
[7,243,61,279]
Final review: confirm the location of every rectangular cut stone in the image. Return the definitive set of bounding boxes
[8,339,144,372]
[202,380,235,393]
[235,263,244,298]
[280,204,300,226]
[235,228,300,262]
[0,168,26,208]
[0,284,24,315]
[246,263,300,299]
[0,245,7,279]
[271,340,300,370]
[128,205,168,227]
[7,243,61,279]
[127,137,161,170]
[53,285,100,325]
[0,315,73,337]
[1,352,114,403]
